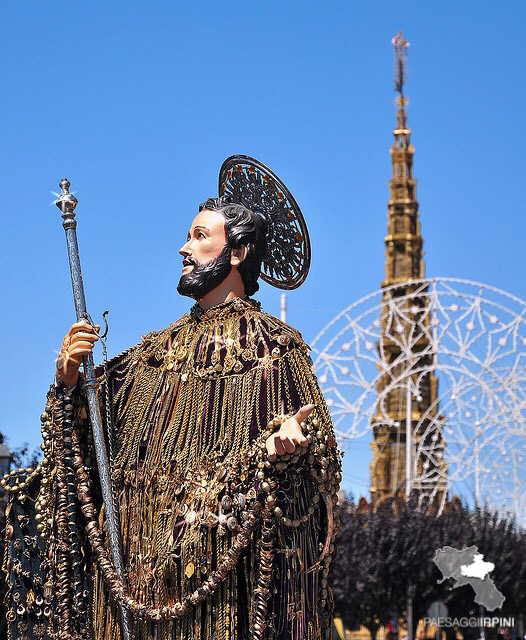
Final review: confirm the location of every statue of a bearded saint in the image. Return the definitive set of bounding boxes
[3,157,342,640]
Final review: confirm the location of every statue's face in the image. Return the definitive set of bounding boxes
[179,209,228,275]
[177,208,232,300]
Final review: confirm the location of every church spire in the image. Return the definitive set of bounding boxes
[383,32,425,287]
[370,33,444,506]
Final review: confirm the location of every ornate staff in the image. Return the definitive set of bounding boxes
[56,178,133,640]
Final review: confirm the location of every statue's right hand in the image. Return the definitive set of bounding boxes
[56,321,100,388]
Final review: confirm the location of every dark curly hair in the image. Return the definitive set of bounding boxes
[199,196,268,296]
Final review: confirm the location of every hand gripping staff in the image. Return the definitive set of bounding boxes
[56,179,133,640]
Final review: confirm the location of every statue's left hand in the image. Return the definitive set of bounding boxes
[265,404,314,462]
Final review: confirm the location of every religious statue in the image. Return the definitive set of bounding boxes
[2,156,342,640]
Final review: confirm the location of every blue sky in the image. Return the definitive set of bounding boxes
[1,2,525,498]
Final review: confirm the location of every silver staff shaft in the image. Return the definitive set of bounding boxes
[56,178,132,640]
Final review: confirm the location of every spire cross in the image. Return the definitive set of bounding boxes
[392,31,410,96]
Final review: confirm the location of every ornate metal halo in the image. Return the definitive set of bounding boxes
[219,155,311,290]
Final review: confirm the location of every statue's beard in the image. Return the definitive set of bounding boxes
[177,244,233,300]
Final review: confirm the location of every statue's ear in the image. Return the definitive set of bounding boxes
[230,245,247,267]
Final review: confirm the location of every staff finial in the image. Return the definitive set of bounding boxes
[56,178,78,214]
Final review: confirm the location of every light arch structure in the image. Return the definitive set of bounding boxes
[311,278,526,521]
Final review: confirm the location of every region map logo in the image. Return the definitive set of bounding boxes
[433,545,505,611]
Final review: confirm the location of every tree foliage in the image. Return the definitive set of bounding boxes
[330,495,526,639]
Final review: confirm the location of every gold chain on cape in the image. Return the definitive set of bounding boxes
[5,297,342,640]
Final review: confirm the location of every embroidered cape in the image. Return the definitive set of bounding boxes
[3,297,341,640]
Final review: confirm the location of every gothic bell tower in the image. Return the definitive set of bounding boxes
[369,33,445,506]
[383,33,423,287]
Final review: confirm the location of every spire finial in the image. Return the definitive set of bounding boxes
[392,31,410,96]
